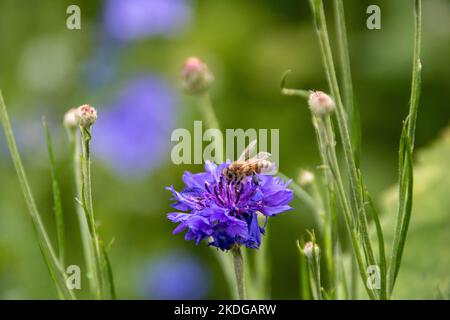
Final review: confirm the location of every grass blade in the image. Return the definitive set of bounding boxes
[333,0,361,167]
[388,0,422,297]
[0,90,75,299]
[388,127,414,296]
[366,192,387,299]
[100,240,117,300]
[43,118,65,267]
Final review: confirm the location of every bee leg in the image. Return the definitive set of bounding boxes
[234,176,241,194]
[252,172,259,185]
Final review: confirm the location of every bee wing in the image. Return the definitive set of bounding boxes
[238,139,258,161]
[260,161,277,175]
[241,152,271,165]
[254,152,271,160]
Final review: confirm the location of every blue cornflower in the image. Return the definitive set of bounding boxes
[167,161,294,251]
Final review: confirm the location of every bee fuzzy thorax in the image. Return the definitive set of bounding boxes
[223,159,274,183]
[222,139,276,184]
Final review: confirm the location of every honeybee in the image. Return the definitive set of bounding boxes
[223,140,275,185]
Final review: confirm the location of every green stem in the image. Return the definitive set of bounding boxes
[406,0,422,149]
[311,253,322,300]
[198,93,221,131]
[197,93,223,163]
[309,0,379,297]
[231,247,246,300]
[350,250,358,299]
[0,90,75,299]
[281,88,310,99]
[315,114,378,299]
[298,241,311,300]
[213,249,238,299]
[333,0,353,128]
[311,116,337,294]
[196,93,244,300]
[309,0,360,227]
[333,0,361,166]
[80,128,104,299]
[69,128,96,295]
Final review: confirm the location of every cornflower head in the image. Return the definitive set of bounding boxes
[63,108,78,131]
[167,161,294,251]
[298,169,315,187]
[76,104,97,128]
[181,57,214,95]
[308,91,335,117]
[303,241,320,261]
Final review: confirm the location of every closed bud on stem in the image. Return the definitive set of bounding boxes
[308,91,335,117]
[181,57,214,95]
[303,241,320,260]
[298,169,315,186]
[76,104,97,128]
[63,108,78,130]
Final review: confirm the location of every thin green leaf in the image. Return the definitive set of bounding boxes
[366,192,387,299]
[100,240,116,300]
[0,90,75,299]
[333,0,361,167]
[394,136,414,286]
[351,101,362,168]
[388,0,422,297]
[356,171,377,270]
[43,118,65,267]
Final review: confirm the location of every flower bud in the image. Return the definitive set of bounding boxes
[76,104,97,128]
[303,241,320,260]
[181,57,214,94]
[298,169,315,186]
[63,108,78,130]
[308,91,335,116]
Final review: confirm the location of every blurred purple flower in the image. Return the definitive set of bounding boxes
[103,0,191,41]
[93,75,177,177]
[140,252,211,299]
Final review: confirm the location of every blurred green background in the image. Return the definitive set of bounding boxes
[0,0,448,299]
